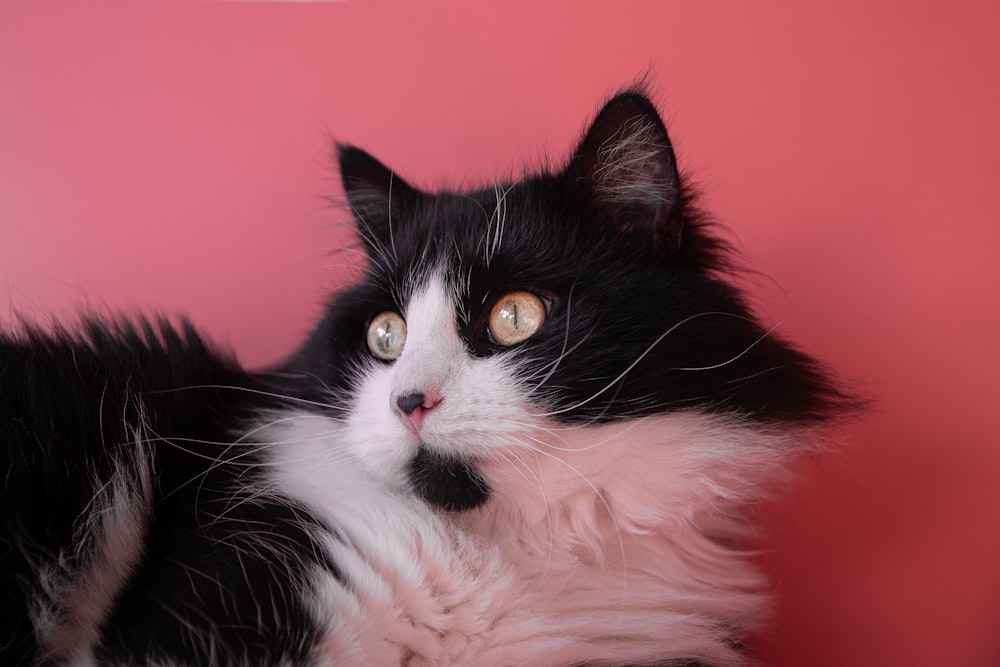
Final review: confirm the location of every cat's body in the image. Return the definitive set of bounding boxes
[1,91,847,666]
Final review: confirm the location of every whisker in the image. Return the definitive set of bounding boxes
[497,446,557,576]
[531,312,753,418]
[144,413,351,504]
[522,281,579,392]
[386,171,398,264]
[508,437,629,598]
[673,321,782,371]
[507,418,648,453]
[148,384,343,413]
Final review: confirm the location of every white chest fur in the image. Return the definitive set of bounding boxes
[262,409,786,666]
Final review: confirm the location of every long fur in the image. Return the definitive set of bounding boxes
[1,89,849,666]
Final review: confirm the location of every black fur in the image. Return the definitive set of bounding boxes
[0,321,338,665]
[405,447,491,512]
[2,90,848,666]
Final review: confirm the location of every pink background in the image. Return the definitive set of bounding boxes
[2,2,998,665]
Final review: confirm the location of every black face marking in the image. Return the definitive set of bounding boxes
[405,446,491,512]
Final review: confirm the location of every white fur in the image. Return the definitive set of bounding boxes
[33,409,155,666]
[595,114,676,207]
[262,273,802,665]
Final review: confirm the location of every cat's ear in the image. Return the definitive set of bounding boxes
[338,144,419,252]
[565,92,683,255]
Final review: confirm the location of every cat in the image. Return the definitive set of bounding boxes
[0,90,849,666]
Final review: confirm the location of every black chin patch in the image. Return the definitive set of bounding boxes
[405,446,490,512]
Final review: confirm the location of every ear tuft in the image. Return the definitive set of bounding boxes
[567,92,683,255]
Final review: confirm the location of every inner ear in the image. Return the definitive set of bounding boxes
[565,91,683,255]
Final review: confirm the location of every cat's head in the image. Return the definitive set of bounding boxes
[290,91,847,515]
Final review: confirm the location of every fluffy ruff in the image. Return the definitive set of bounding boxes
[263,409,795,666]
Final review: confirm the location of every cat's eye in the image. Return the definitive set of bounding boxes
[488,291,547,346]
[367,311,407,361]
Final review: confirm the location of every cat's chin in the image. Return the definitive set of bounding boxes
[405,445,491,512]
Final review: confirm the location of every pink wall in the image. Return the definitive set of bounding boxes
[2,2,998,664]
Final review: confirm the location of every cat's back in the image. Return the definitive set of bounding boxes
[0,319,256,530]
[0,320,326,665]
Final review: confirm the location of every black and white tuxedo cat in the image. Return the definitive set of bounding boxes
[1,90,848,666]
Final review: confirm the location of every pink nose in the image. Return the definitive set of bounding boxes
[395,390,442,436]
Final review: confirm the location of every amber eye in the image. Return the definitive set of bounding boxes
[487,291,547,346]
[367,311,407,360]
